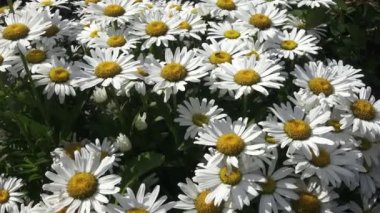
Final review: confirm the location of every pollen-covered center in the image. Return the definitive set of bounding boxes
[308,77,333,96]
[284,119,311,140]
[260,177,276,194]
[265,134,277,144]
[49,67,70,83]
[40,0,53,6]
[169,4,182,11]
[216,133,245,156]
[216,0,236,10]
[249,14,272,30]
[178,21,192,30]
[137,67,149,77]
[219,167,242,185]
[127,208,149,213]
[85,0,100,5]
[107,35,126,47]
[292,192,321,213]
[67,172,98,200]
[103,4,125,17]
[281,40,298,50]
[192,113,209,127]
[234,69,261,86]
[44,25,60,37]
[358,138,372,151]
[311,149,330,168]
[246,50,260,60]
[351,99,376,121]
[160,63,187,82]
[64,143,82,159]
[90,30,99,38]
[209,51,232,65]
[224,29,240,39]
[26,49,47,64]
[2,23,30,41]
[145,21,169,37]
[195,191,223,213]
[0,189,10,204]
[326,119,342,133]
[95,61,122,78]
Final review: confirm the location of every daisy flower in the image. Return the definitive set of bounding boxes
[0,175,24,213]
[177,12,207,41]
[259,102,334,159]
[77,23,104,45]
[0,8,51,48]
[32,57,77,104]
[0,47,22,76]
[288,89,321,113]
[256,166,299,213]
[91,28,139,52]
[347,196,380,213]
[338,86,380,137]
[51,136,90,161]
[30,0,68,8]
[292,61,353,107]
[284,15,327,41]
[356,163,380,198]
[354,134,380,167]
[84,0,140,26]
[107,184,175,213]
[85,138,123,168]
[267,28,319,60]
[165,0,194,12]
[284,144,364,187]
[43,149,121,213]
[75,48,140,90]
[214,57,285,99]
[174,97,227,139]
[200,0,249,19]
[237,3,287,41]
[327,59,364,90]
[242,38,272,61]
[323,108,356,146]
[131,9,183,50]
[193,158,264,210]
[40,10,73,45]
[0,1,22,19]
[175,178,235,213]
[294,0,336,8]
[207,21,250,42]
[146,47,207,102]
[195,117,266,168]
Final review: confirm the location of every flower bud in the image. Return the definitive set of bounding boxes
[115,133,132,152]
[135,112,148,130]
[92,87,107,103]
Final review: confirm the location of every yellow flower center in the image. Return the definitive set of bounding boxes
[311,149,330,168]
[137,67,149,77]
[145,3,153,9]
[90,30,99,38]
[41,0,53,6]
[292,192,321,213]
[358,138,372,151]
[194,191,223,213]
[64,143,82,159]
[281,40,298,50]
[170,4,182,11]
[216,133,245,156]
[127,208,149,213]
[284,119,312,140]
[67,172,98,200]
[107,35,126,47]
[219,167,242,185]
[246,50,260,60]
[44,25,60,37]
[308,77,333,96]
[260,177,276,194]
[216,0,236,10]
[160,63,187,82]
[95,61,122,78]
[234,69,261,86]
[209,51,232,65]
[0,55,4,65]
[2,23,30,41]
[326,119,342,133]
[26,49,47,64]
[192,113,209,127]
[103,4,125,17]
[145,21,169,37]
[223,29,240,39]
[249,14,272,30]
[351,99,376,121]
[49,67,70,83]
[0,189,10,204]
[265,134,277,144]
[85,0,100,5]
[178,21,192,30]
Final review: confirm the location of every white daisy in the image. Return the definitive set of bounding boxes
[165,0,194,13]
[283,15,327,41]
[200,0,249,19]
[327,59,364,90]
[214,57,285,99]
[175,178,236,213]
[242,38,273,61]
[294,0,336,8]
[77,23,104,45]
[0,175,24,213]
[288,89,322,113]
[29,0,68,8]
[32,56,77,104]
[356,164,380,198]
[91,28,139,53]
[174,97,227,139]
[237,3,287,41]
[75,48,140,90]
[268,28,319,60]
[338,86,380,137]
[107,184,175,213]
[323,108,356,146]
[131,9,183,50]
[146,47,207,102]
[177,12,207,41]
[0,47,22,76]
[354,134,380,167]
[85,138,123,168]
[207,21,250,42]
[43,149,121,213]
[259,102,334,159]
[40,10,74,45]
[0,1,22,19]
[195,117,266,168]
[346,196,380,213]
[51,136,90,161]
